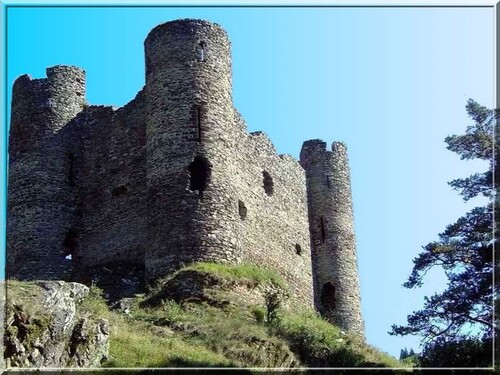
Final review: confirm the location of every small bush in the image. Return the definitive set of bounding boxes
[264,289,288,324]
[250,306,266,324]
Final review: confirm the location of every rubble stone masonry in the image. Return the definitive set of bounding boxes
[7,19,364,335]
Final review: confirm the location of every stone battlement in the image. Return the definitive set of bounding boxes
[7,19,364,336]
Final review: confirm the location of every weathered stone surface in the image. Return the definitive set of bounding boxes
[7,19,364,335]
[4,281,109,368]
[300,140,365,336]
[7,66,86,280]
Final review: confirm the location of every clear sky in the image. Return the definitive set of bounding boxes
[1,5,494,359]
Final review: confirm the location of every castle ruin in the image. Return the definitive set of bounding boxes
[7,19,364,335]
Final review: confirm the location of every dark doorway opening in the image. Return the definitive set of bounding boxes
[321,282,336,311]
[63,228,78,258]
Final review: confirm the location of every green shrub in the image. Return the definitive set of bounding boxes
[250,305,266,324]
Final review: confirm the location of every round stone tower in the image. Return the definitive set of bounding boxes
[300,140,365,336]
[7,66,86,280]
[144,19,241,281]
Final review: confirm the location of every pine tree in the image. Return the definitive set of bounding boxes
[390,100,494,349]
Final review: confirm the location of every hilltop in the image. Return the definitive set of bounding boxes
[4,262,405,371]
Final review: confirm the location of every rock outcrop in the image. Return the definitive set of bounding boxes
[4,281,109,368]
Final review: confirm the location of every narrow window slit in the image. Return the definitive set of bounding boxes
[325,174,331,188]
[198,42,205,61]
[196,106,202,142]
[238,200,247,220]
[320,217,326,244]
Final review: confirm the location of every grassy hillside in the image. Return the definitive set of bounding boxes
[76,262,407,370]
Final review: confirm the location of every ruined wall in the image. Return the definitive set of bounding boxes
[7,20,363,327]
[232,114,313,307]
[300,140,364,335]
[144,20,241,281]
[7,66,86,280]
[76,92,147,269]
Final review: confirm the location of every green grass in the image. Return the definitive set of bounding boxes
[271,309,405,368]
[105,315,233,368]
[78,285,112,319]
[108,262,406,368]
[79,289,236,368]
[6,264,406,370]
[179,262,286,289]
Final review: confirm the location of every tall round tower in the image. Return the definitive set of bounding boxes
[7,66,86,280]
[300,140,365,336]
[144,19,241,281]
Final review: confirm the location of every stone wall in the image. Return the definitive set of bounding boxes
[233,115,313,307]
[76,91,147,270]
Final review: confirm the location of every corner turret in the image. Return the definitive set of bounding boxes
[300,140,365,336]
[7,65,86,280]
[144,19,241,281]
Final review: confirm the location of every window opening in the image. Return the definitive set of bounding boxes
[325,174,332,189]
[295,244,302,255]
[320,217,326,244]
[238,200,247,220]
[262,171,274,196]
[63,228,78,257]
[112,185,128,197]
[198,42,205,61]
[321,282,336,310]
[188,156,211,197]
[195,106,202,142]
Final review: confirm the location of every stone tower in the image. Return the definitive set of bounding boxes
[7,19,364,336]
[300,140,364,336]
[7,66,86,280]
[144,20,241,281]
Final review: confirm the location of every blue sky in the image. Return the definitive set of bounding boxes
[2,6,494,359]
